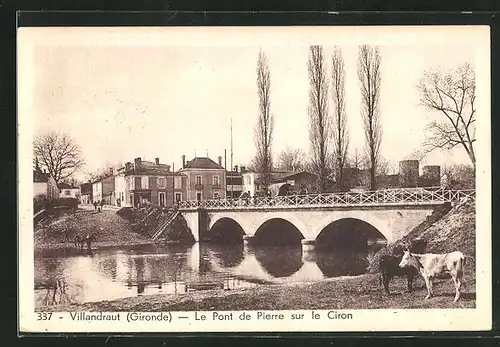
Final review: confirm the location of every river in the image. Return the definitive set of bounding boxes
[34,241,385,308]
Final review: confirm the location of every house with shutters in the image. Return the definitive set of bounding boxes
[120,157,187,208]
[177,155,226,201]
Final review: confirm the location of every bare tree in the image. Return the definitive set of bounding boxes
[33,131,84,183]
[85,160,122,181]
[253,49,274,193]
[417,62,476,168]
[357,45,382,190]
[308,45,332,193]
[276,147,306,172]
[441,163,475,189]
[331,47,349,189]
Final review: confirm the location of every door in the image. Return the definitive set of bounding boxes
[159,192,165,207]
[196,191,202,201]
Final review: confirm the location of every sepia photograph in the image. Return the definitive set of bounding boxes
[18,25,491,332]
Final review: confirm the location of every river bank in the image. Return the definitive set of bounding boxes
[34,208,153,250]
[37,269,476,312]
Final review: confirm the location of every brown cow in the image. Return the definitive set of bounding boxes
[399,250,466,302]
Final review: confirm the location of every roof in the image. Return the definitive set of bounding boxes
[58,182,79,189]
[33,170,51,183]
[254,170,317,184]
[182,157,225,170]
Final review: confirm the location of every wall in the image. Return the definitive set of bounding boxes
[242,172,257,197]
[34,182,47,197]
[92,182,102,203]
[114,174,127,206]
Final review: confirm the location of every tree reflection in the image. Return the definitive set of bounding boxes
[207,243,244,268]
[315,251,368,277]
[253,246,303,277]
[38,280,74,306]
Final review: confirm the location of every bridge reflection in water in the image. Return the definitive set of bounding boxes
[35,229,385,308]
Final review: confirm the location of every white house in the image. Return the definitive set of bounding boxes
[114,169,127,207]
[58,182,81,199]
[241,171,259,197]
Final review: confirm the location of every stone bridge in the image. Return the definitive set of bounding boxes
[177,188,475,250]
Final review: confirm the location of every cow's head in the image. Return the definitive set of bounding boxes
[399,249,414,268]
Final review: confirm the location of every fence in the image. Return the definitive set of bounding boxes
[177,188,476,210]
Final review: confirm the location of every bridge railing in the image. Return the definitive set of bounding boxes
[176,188,476,210]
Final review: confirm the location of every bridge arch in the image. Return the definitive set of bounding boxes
[315,217,388,252]
[206,217,245,244]
[314,211,393,243]
[253,218,305,246]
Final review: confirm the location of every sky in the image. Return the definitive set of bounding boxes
[21,26,489,180]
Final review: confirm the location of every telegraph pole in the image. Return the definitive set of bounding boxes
[230,118,233,198]
[172,162,175,206]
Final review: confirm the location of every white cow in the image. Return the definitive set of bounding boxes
[399,250,466,302]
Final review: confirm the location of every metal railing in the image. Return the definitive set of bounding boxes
[176,188,476,211]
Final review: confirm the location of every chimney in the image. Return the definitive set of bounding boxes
[109,167,113,175]
[182,155,186,168]
[88,179,91,184]
[234,165,238,172]
[155,158,160,165]
[125,162,132,171]
[241,166,246,173]
[218,156,222,166]
[134,157,142,168]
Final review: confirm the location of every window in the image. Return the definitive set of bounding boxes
[213,190,220,199]
[141,176,149,189]
[159,192,166,207]
[213,175,220,186]
[174,176,182,189]
[196,175,202,185]
[246,176,251,185]
[158,177,166,188]
[149,176,157,189]
[134,177,141,190]
[196,191,202,201]
[175,192,182,202]
[121,192,124,202]
[64,190,70,196]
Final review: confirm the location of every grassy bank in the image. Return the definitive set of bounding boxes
[38,270,475,312]
[34,208,152,250]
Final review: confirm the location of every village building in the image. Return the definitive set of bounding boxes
[58,182,81,199]
[121,157,187,208]
[178,155,226,201]
[79,181,93,205]
[268,171,322,196]
[92,170,115,205]
[241,169,325,197]
[226,164,244,198]
[33,160,59,199]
